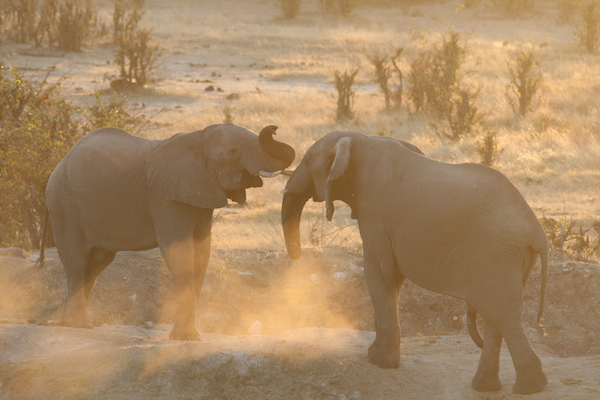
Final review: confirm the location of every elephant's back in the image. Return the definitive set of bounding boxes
[48,127,152,208]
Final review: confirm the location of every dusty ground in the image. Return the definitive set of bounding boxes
[0,247,599,399]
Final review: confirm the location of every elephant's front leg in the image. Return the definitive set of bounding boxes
[362,237,403,369]
[160,235,201,341]
[193,210,213,304]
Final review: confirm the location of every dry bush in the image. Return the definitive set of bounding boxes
[574,0,600,53]
[0,0,95,50]
[476,127,503,167]
[57,0,94,51]
[112,2,161,88]
[334,67,360,122]
[557,0,583,23]
[506,46,543,116]
[408,31,467,118]
[369,48,404,110]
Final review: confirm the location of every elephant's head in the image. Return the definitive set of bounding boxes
[281,131,423,260]
[147,123,295,209]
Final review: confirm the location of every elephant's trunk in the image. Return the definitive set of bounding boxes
[282,191,311,260]
[259,125,295,168]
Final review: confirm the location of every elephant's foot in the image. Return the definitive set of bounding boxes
[512,369,547,394]
[368,340,400,369]
[472,372,501,392]
[169,325,201,341]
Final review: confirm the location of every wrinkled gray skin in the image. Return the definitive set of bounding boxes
[45,123,295,341]
[281,131,548,394]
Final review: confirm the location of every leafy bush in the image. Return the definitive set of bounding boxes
[0,65,81,249]
[0,64,150,250]
[334,67,360,122]
[574,0,600,53]
[506,46,543,116]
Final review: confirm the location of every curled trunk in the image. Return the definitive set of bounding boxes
[258,125,295,168]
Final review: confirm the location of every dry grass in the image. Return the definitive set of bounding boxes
[2,0,599,250]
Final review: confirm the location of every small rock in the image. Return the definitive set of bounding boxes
[144,321,154,329]
[333,271,348,284]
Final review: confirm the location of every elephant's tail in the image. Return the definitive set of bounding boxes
[467,305,483,349]
[35,207,49,268]
[537,248,548,335]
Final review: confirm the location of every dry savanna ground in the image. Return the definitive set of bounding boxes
[1,0,600,399]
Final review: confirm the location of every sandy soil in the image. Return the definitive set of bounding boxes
[0,248,599,399]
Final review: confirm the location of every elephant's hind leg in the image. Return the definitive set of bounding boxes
[84,248,116,302]
[58,246,94,329]
[472,320,503,392]
[473,288,546,393]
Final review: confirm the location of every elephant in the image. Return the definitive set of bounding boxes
[281,130,548,394]
[38,123,295,341]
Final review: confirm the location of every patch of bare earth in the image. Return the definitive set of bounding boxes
[0,247,598,399]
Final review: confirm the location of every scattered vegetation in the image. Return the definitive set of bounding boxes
[506,46,543,117]
[333,67,360,122]
[574,0,600,53]
[0,64,149,250]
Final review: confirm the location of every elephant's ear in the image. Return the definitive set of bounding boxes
[145,139,227,209]
[326,137,352,221]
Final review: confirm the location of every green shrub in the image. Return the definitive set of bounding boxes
[333,66,360,122]
[506,46,543,116]
[0,65,81,249]
[0,64,150,249]
[575,0,600,53]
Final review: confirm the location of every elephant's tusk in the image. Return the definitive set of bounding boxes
[280,188,289,194]
[258,170,282,178]
[281,169,294,176]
